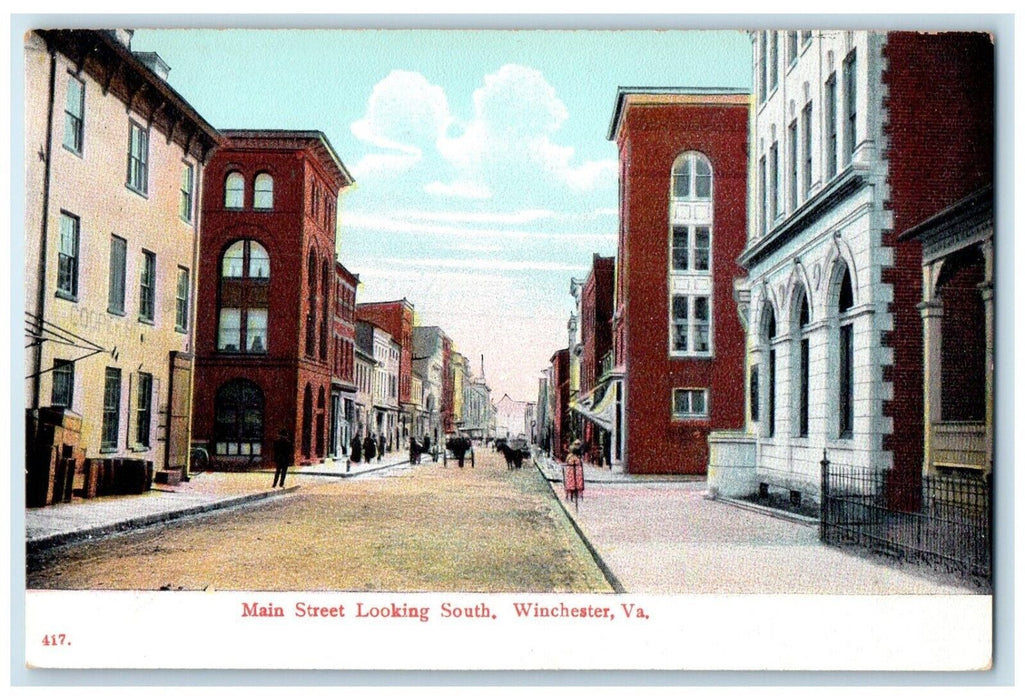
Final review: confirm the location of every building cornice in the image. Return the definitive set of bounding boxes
[36,29,223,163]
[738,166,867,269]
[608,86,751,142]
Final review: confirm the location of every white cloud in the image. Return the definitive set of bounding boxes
[340,211,617,244]
[393,209,557,224]
[351,70,451,152]
[378,256,588,273]
[349,64,617,201]
[423,180,491,199]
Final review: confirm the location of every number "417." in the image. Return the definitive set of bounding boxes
[41,634,68,646]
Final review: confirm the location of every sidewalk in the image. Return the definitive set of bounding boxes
[533,451,702,484]
[533,454,974,595]
[25,451,411,552]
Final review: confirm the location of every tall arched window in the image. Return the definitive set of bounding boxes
[218,240,270,353]
[301,384,313,459]
[836,266,855,438]
[316,386,326,458]
[792,286,811,438]
[672,152,712,200]
[225,171,245,209]
[213,379,263,457]
[670,152,714,358]
[761,303,777,437]
[254,172,274,210]
[305,248,318,357]
[320,258,330,360]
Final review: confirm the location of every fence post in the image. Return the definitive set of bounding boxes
[819,449,829,541]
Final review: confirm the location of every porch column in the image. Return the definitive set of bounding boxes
[918,259,943,475]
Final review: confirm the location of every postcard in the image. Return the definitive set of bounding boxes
[17,21,1001,676]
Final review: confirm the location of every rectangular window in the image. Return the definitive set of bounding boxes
[247,309,268,353]
[672,226,689,270]
[749,367,759,423]
[63,75,84,154]
[843,50,857,164]
[788,119,798,212]
[801,102,813,200]
[672,295,689,352]
[135,372,153,447]
[758,155,767,236]
[759,32,767,103]
[175,266,189,332]
[769,32,778,91]
[787,31,798,65]
[802,30,812,45]
[694,227,710,271]
[671,295,711,355]
[673,388,709,419]
[839,323,854,438]
[180,162,194,223]
[51,359,74,408]
[769,141,779,223]
[799,337,810,437]
[127,122,149,194]
[218,308,242,351]
[825,72,838,178]
[768,349,777,437]
[139,250,156,322]
[693,297,710,352]
[101,367,121,450]
[57,212,79,298]
[108,235,127,314]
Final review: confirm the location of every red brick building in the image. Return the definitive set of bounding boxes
[609,89,749,474]
[330,262,359,460]
[571,254,618,467]
[356,299,415,443]
[192,130,353,468]
[550,348,571,461]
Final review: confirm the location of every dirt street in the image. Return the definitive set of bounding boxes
[27,450,612,593]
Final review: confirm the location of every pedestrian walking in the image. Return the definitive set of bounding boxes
[377,434,385,462]
[272,429,293,488]
[564,439,585,511]
[350,434,362,465]
[409,436,421,464]
[364,434,376,463]
[422,435,432,462]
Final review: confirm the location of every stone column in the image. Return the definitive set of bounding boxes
[918,258,943,476]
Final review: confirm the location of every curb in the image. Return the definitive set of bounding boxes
[710,494,819,526]
[297,459,411,479]
[532,457,626,594]
[26,485,300,554]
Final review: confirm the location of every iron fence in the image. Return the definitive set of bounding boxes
[820,456,991,583]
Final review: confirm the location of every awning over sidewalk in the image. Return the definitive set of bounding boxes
[570,382,616,431]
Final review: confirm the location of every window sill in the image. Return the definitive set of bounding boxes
[670,352,714,360]
[174,325,188,334]
[99,446,118,454]
[55,290,78,303]
[62,144,83,158]
[138,317,155,326]
[180,216,194,226]
[108,308,126,317]
[126,184,149,199]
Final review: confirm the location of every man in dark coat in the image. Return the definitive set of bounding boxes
[377,433,386,461]
[364,434,376,463]
[350,434,362,464]
[272,429,293,488]
[422,435,432,462]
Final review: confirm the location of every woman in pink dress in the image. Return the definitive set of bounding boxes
[564,439,585,510]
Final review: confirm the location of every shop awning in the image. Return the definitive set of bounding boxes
[570,382,617,431]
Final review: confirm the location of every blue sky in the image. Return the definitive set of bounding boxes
[131,28,751,401]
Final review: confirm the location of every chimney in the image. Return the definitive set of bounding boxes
[133,51,171,81]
